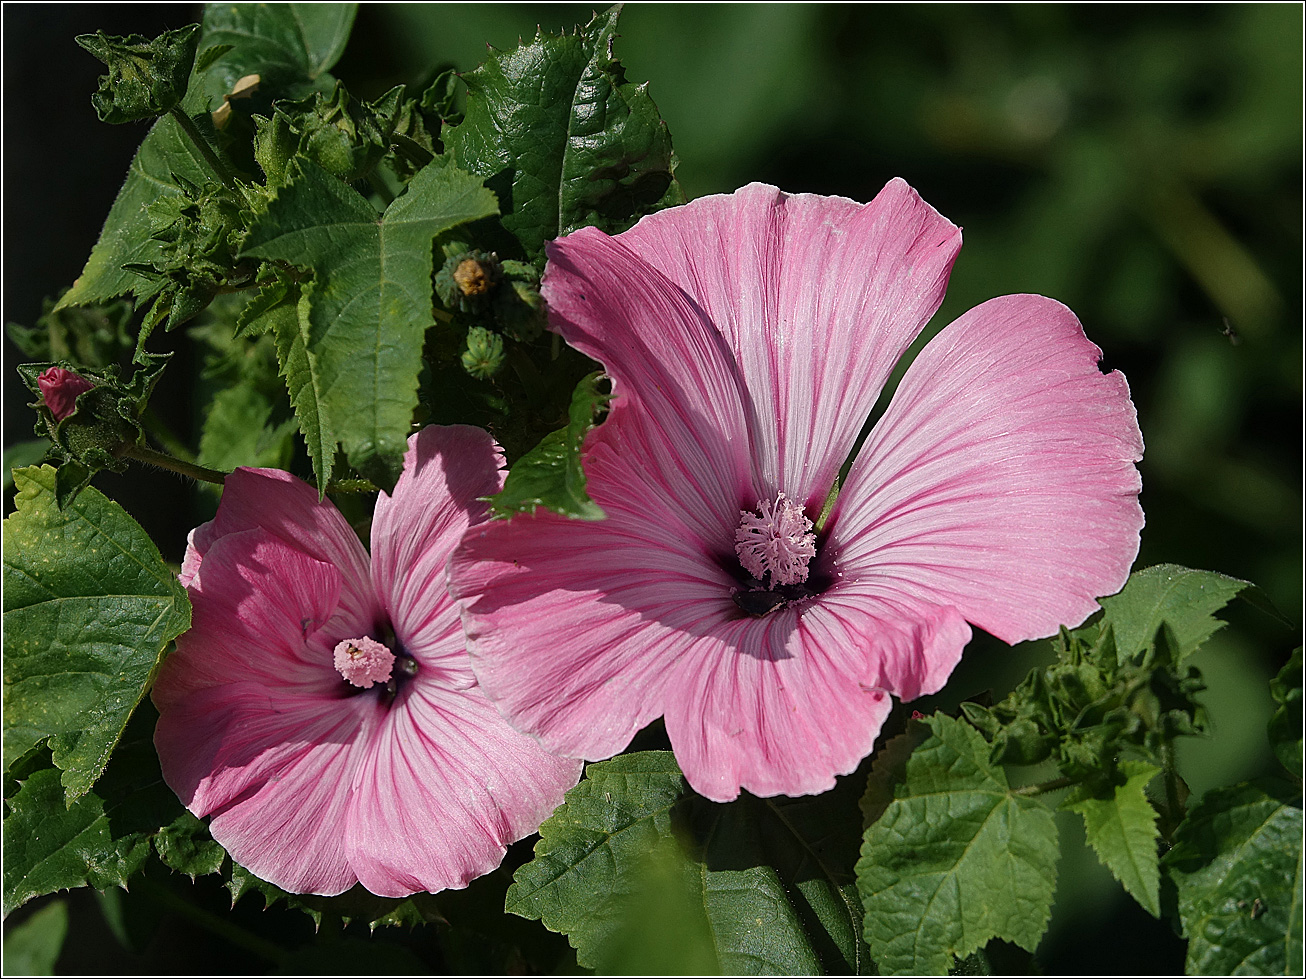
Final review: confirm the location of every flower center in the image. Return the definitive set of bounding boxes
[734,492,817,587]
[333,636,395,689]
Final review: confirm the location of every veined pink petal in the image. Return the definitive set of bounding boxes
[617,179,961,505]
[347,681,582,897]
[543,229,755,540]
[180,468,377,627]
[371,426,503,665]
[829,294,1145,643]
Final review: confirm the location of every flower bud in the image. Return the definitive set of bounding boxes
[36,367,94,421]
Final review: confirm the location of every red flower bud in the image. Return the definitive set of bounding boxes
[37,367,94,421]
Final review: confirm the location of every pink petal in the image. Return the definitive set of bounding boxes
[617,179,961,505]
[181,468,377,626]
[370,426,503,664]
[828,294,1145,643]
[346,681,582,897]
[660,599,969,802]
[543,228,756,540]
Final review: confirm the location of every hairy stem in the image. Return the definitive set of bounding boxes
[1011,775,1077,798]
[124,443,227,485]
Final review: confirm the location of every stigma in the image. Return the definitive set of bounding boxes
[333,636,395,688]
[734,493,817,587]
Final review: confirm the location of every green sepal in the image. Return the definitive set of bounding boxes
[461,326,505,380]
[76,25,200,124]
[489,372,611,520]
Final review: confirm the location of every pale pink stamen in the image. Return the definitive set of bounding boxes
[734,492,817,587]
[333,636,395,688]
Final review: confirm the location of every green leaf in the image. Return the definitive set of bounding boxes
[1269,648,1302,777]
[2,710,186,917]
[3,442,50,494]
[153,810,225,879]
[76,25,200,124]
[2,898,68,974]
[241,156,497,490]
[1062,760,1162,917]
[1097,564,1266,664]
[272,293,337,493]
[1164,780,1304,975]
[196,2,356,108]
[196,381,296,473]
[490,372,610,520]
[2,466,191,800]
[859,721,931,832]
[445,5,683,266]
[856,713,1059,975]
[507,751,871,974]
[58,3,357,311]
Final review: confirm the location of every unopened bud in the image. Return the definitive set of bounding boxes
[37,367,94,421]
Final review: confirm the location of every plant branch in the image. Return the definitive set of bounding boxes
[123,443,227,484]
[168,107,244,198]
[1011,775,1077,798]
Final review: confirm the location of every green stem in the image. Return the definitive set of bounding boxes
[124,443,227,485]
[168,107,244,198]
[1011,775,1077,798]
[326,478,379,494]
[1160,738,1185,827]
[133,877,289,966]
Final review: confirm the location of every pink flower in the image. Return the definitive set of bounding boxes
[36,367,94,421]
[449,180,1144,803]
[152,426,581,897]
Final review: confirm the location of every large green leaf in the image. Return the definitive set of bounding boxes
[1096,564,1265,664]
[1,710,185,917]
[57,3,357,311]
[2,467,190,802]
[856,713,1059,975]
[1,898,68,973]
[507,751,871,974]
[444,4,683,266]
[1164,780,1303,975]
[1062,760,1162,917]
[1268,648,1302,776]
[241,156,498,490]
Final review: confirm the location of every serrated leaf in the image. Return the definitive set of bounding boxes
[153,810,226,879]
[508,750,871,974]
[76,25,200,123]
[271,293,336,493]
[58,4,356,311]
[2,897,68,973]
[1062,760,1162,917]
[860,721,931,832]
[1,710,185,916]
[856,713,1059,975]
[1098,564,1264,664]
[1164,780,1304,975]
[2,467,191,801]
[445,5,683,266]
[490,371,610,519]
[1269,648,1303,777]
[241,156,497,490]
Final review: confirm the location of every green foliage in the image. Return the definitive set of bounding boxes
[1268,648,1303,776]
[445,5,683,267]
[1062,760,1162,917]
[2,899,68,974]
[856,713,1059,975]
[1164,780,1303,975]
[2,712,186,917]
[76,25,200,124]
[1095,564,1269,664]
[58,3,356,312]
[153,811,226,879]
[508,751,871,974]
[240,155,497,491]
[6,296,135,367]
[2,467,190,800]
[489,371,611,520]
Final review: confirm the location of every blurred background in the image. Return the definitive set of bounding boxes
[4,3,1301,974]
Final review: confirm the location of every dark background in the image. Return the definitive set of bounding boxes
[4,3,1301,974]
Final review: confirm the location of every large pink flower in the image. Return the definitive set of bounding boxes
[152,425,581,897]
[448,180,1145,804]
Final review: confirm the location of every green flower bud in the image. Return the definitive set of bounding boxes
[461,326,505,380]
[76,24,200,124]
[435,248,502,313]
